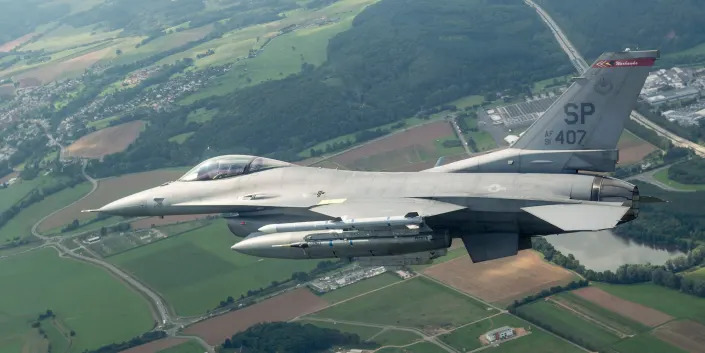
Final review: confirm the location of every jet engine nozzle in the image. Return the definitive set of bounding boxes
[590,176,639,223]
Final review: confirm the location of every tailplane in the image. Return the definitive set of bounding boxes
[430,49,658,174]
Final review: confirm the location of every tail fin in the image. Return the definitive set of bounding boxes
[513,50,658,151]
[429,50,659,174]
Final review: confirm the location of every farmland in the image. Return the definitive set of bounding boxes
[653,320,705,353]
[439,314,525,352]
[571,287,672,327]
[320,272,402,303]
[0,182,91,242]
[0,248,153,353]
[424,250,577,306]
[616,130,658,165]
[311,120,466,172]
[311,276,496,331]
[109,220,322,316]
[611,334,688,353]
[0,174,63,214]
[120,338,190,353]
[183,288,328,345]
[594,283,705,324]
[376,342,448,353]
[64,120,145,159]
[38,168,186,233]
[515,300,621,349]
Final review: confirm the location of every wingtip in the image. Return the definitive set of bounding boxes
[81,209,100,213]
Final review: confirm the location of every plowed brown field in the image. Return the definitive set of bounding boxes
[573,287,673,327]
[184,288,328,345]
[65,120,144,159]
[654,320,705,353]
[424,250,575,305]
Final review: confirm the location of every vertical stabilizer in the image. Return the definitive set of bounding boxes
[512,50,658,151]
[430,50,659,174]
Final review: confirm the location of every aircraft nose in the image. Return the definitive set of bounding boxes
[95,193,149,216]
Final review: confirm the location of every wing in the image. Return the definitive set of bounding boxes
[309,198,466,219]
[522,203,630,231]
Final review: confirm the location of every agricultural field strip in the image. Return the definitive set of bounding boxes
[307,119,457,167]
[548,297,630,338]
[419,274,590,352]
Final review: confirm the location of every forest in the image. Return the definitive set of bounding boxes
[88,0,571,175]
[536,0,705,61]
[668,157,705,184]
[221,322,374,353]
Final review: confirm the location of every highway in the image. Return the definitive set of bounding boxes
[524,0,705,158]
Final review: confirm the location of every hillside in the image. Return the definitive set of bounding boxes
[88,0,571,176]
[535,0,705,61]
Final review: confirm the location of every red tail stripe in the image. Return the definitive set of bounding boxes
[592,57,656,68]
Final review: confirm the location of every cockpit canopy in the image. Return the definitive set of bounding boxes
[179,155,291,182]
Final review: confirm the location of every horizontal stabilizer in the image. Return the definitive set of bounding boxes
[522,204,629,231]
[461,233,518,263]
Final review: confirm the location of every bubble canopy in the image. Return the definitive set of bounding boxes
[179,155,291,182]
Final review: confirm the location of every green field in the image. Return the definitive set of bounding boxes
[186,108,218,124]
[440,314,524,352]
[0,182,91,242]
[321,272,402,303]
[22,24,121,53]
[110,219,322,316]
[516,300,620,349]
[556,292,649,335]
[179,0,377,104]
[685,267,705,280]
[312,277,496,330]
[376,342,448,353]
[168,132,195,144]
[612,333,687,353]
[450,95,485,109]
[653,168,705,191]
[0,248,153,353]
[467,129,497,152]
[297,320,382,341]
[485,328,584,353]
[372,329,423,346]
[595,283,705,324]
[87,115,120,129]
[157,340,206,353]
[0,175,61,214]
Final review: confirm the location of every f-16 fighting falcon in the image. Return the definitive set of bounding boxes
[87,50,659,265]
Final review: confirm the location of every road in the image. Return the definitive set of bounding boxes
[449,115,473,155]
[301,317,460,353]
[524,0,705,158]
[29,161,172,328]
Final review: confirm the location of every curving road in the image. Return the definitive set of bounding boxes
[29,160,172,328]
[525,0,705,158]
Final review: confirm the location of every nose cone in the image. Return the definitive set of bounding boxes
[231,233,306,259]
[96,192,150,217]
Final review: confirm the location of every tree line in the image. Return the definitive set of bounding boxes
[222,322,376,353]
[532,238,705,298]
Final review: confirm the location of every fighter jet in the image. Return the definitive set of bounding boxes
[87,50,658,264]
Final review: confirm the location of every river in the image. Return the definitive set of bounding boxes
[545,230,685,272]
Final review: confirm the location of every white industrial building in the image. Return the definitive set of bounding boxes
[485,326,515,343]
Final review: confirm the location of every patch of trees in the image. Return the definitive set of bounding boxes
[532,237,705,298]
[615,181,705,248]
[88,0,571,175]
[668,157,705,184]
[87,331,167,353]
[536,0,705,61]
[222,322,375,353]
[624,118,670,150]
[0,3,68,44]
